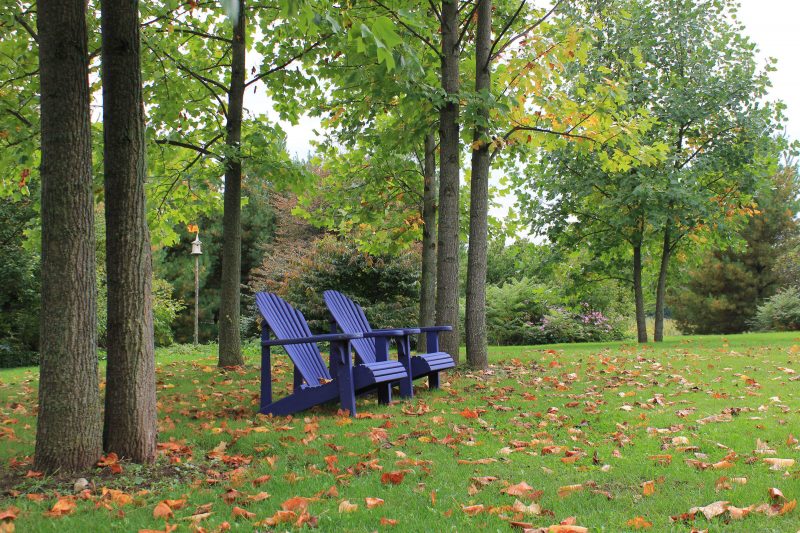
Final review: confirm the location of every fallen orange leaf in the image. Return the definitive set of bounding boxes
[231,506,255,519]
[152,502,173,520]
[381,471,406,485]
[626,516,652,529]
[462,504,485,516]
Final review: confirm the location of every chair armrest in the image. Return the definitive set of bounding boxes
[262,332,362,347]
[367,328,418,337]
[418,325,453,333]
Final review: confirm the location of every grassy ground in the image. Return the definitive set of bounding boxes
[1,332,799,532]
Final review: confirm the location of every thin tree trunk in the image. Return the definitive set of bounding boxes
[633,243,648,343]
[218,0,246,367]
[465,0,491,370]
[419,132,437,349]
[436,0,461,363]
[654,222,671,342]
[34,0,102,473]
[101,0,157,462]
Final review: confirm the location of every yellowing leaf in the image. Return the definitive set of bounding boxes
[338,500,358,513]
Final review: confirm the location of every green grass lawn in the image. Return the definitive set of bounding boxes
[1,332,800,532]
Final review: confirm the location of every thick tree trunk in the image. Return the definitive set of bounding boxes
[654,223,671,342]
[419,132,437,349]
[101,0,157,463]
[465,0,491,370]
[633,243,648,343]
[435,0,461,363]
[218,0,246,367]
[34,0,103,473]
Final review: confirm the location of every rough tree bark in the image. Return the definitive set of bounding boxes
[465,0,491,370]
[633,243,648,343]
[218,0,246,366]
[653,222,672,342]
[435,0,461,363]
[418,132,437,349]
[34,0,103,473]
[101,0,157,462]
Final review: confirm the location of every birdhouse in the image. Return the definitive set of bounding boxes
[191,233,202,255]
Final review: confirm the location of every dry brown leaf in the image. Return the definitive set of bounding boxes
[152,501,173,520]
[764,458,795,470]
[462,504,485,516]
[281,496,312,513]
[381,471,406,485]
[0,507,19,521]
[231,506,255,520]
[258,510,296,526]
[45,497,76,518]
[502,481,535,497]
[642,480,655,496]
[338,500,358,513]
[365,497,384,509]
[512,499,542,515]
[557,484,583,498]
[688,501,728,520]
[626,516,653,529]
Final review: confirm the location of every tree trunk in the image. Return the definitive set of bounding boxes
[465,0,491,370]
[34,0,103,473]
[218,0,246,367]
[419,132,437,349]
[101,0,157,463]
[435,0,461,363]
[654,223,671,342]
[633,243,648,343]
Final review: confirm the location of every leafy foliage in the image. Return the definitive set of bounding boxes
[670,167,800,334]
[0,199,39,368]
[251,233,420,335]
[750,287,800,332]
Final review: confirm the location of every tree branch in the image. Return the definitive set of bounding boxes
[490,0,563,62]
[5,107,33,128]
[245,36,330,88]
[371,1,443,59]
[14,13,38,42]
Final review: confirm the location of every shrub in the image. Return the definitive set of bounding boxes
[485,278,626,345]
[750,286,800,332]
[152,279,186,346]
[485,278,555,345]
[97,275,185,348]
[250,235,420,335]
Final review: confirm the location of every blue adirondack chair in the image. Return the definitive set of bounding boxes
[323,290,455,392]
[255,292,411,417]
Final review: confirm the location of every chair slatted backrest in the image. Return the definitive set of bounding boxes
[255,292,332,386]
[323,290,377,364]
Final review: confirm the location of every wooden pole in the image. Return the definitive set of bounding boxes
[194,254,199,345]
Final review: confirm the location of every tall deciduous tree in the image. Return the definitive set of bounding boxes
[436,0,461,362]
[419,132,438,345]
[464,0,492,369]
[218,0,246,367]
[101,0,157,461]
[34,0,102,473]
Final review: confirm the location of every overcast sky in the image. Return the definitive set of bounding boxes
[738,0,800,143]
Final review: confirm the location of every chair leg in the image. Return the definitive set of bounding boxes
[397,336,413,399]
[377,383,392,405]
[334,341,357,416]
[428,371,440,390]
